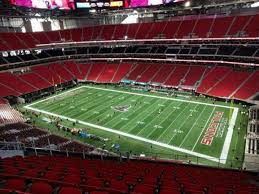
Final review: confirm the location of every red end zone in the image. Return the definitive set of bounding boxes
[201,111,224,146]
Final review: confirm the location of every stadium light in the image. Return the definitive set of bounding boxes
[184,1,191,7]
[251,1,259,7]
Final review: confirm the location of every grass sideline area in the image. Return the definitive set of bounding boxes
[21,84,248,168]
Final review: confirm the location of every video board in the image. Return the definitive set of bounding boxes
[75,0,187,9]
[9,0,187,10]
[75,0,123,9]
[9,0,76,10]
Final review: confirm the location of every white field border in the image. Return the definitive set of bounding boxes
[24,85,239,164]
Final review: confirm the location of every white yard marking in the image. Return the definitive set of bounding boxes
[191,107,216,152]
[102,96,144,126]
[179,105,208,148]
[156,102,191,141]
[220,108,239,162]
[83,86,234,109]
[24,105,221,163]
[134,101,168,135]
[113,98,155,132]
[146,102,183,138]
[27,86,86,107]
[24,85,239,164]
[154,125,163,129]
[167,103,199,144]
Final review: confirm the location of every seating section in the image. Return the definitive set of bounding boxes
[18,72,51,90]
[135,23,153,39]
[112,63,132,83]
[0,33,27,51]
[146,22,165,39]
[49,63,74,82]
[163,20,181,39]
[31,32,50,44]
[232,71,259,100]
[226,15,250,37]
[0,155,258,194]
[0,105,25,124]
[164,65,190,87]
[0,83,21,97]
[63,61,82,79]
[77,63,92,80]
[176,19,196,38]
[243,15,259,37]
[0,72,37,95]
[32,65,62,85]
[0,63,78,97]
[196,66,232,94]
[208,70,250,98]
[0,14,259,51]
[96,64,119,83]
[0,63,257,101]
[87,63,106,82]
[192,17,213,38]
[182,66,207,87]
[209,16,234,38]
[136,64,161,83]
[0,123,93,152]
[151,64,176,84]
[127,23,140,39]
[127,63,150,81]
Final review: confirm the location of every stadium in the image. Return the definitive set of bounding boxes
[0,0,258,193]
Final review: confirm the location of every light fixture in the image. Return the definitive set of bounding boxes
[184,1,191,7]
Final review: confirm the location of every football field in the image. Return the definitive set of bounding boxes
[24,85,241,164]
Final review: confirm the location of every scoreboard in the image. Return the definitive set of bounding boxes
[75,0,186,9]
[9,0,187,10]
[75,0,124,9]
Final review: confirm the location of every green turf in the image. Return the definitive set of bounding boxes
[22,84,248,168]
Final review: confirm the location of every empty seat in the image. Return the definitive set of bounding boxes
[59,187,82,194]
[5,179,25,192]
[31,182,53,194]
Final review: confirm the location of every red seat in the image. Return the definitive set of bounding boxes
[0,188,30,194]
[4,167,20,175]
[5,179,25,192]
[59,187,82,194]
[31,182,53,194]
[43,171,60,181]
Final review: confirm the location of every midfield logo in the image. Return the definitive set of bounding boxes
[111,105,131,112]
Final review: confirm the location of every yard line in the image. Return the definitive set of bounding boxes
[82,94,134,121]
[75,91,124,115]
[24,85,237,165]
[60,90,122,118]
[26,86,86,108]
[41,88,92,111]
[220,107,239,162]
[146,101,183,138]
[155,102,192,142]
[191,107,216,151]
[110,98,158,132]
[167,103,200,144]
[24,105,222,163]
[53,90,108,116]
[83,86,234,109]
[134,100,169,136]
[98,95,144,125]
[179,105,208,148]
[123,99,160,133]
